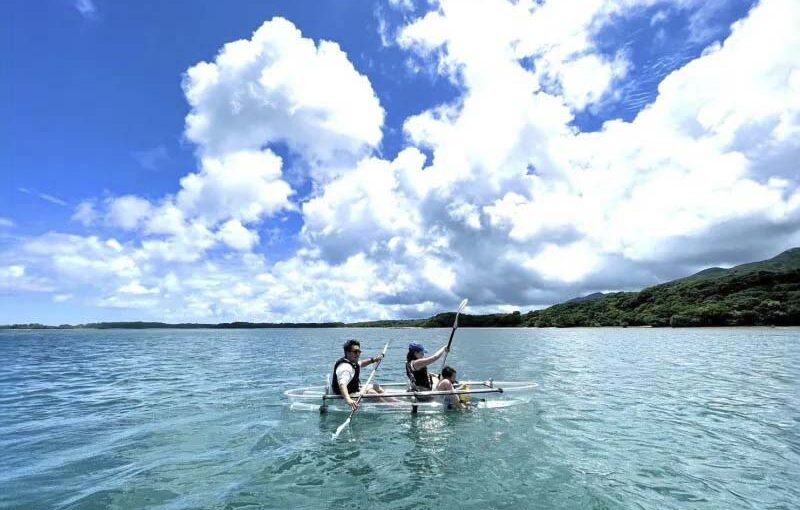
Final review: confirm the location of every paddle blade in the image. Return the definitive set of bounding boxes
[333,417,351,439]
[454,298,468,329]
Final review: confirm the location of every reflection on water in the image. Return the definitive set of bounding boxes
[1,327,798,509]
[402,414,456,478]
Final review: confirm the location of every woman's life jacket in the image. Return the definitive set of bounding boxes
[406,361,431,391]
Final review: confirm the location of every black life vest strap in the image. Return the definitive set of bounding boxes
[332,357,360,395]
[406,360,431,391]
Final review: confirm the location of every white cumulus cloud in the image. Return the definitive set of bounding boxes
[107,195,153,230]
[217,219,260,251]
[183,17,384,162]
[176,149,292,225]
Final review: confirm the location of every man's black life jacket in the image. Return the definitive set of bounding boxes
[331,357,360,395]
[406,361,431,391]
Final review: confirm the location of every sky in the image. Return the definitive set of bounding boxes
[2,0,799,324]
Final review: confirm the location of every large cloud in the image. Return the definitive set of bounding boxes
[3,0,799,322]
[300,0,800,309]
[72,18,384,266]
[183,17,385,162]
[556,0,800,264]
[175,149,292,225]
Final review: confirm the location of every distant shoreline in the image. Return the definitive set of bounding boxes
[0,322,346,330]
[4,247,799,330]
[1,323,796,330]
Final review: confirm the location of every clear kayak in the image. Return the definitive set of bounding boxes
[284,380,537,414]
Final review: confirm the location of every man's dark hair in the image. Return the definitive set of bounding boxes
[343,339,360,354]
[442,366,456,378]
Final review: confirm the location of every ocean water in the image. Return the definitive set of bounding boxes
[1,327,798,510]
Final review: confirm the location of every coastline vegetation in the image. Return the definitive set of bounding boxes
[3,248,799,329]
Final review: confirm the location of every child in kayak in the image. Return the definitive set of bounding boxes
[436,366,468,410]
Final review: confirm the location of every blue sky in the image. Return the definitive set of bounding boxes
[2,0,798,324]
[3,1,452,237]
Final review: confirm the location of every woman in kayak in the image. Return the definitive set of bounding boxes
[405,342,449,391]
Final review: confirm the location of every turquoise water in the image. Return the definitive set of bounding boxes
[1,328,798,509]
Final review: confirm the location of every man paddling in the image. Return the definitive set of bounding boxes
[331,339,387,411]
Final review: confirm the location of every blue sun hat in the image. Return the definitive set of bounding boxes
[408,342,427,353]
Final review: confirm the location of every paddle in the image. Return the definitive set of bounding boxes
[440,298,468,371]
[332,342,390,439]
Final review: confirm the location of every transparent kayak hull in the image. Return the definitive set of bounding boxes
[284,380,536,414]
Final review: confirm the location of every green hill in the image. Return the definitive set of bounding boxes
[522,248,800,327]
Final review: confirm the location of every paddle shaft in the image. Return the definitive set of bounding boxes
[439,329,456,368]
[440,299,467,370]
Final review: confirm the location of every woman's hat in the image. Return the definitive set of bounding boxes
[408,342,426,353]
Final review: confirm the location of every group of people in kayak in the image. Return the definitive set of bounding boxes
[331,339,467,411]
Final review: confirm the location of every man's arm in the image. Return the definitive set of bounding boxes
[358,352,385,368]
[339,383,358,411]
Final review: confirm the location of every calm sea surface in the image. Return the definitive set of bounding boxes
[1,328,798,510]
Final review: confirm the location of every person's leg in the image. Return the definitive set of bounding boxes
[365,384,403,403]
